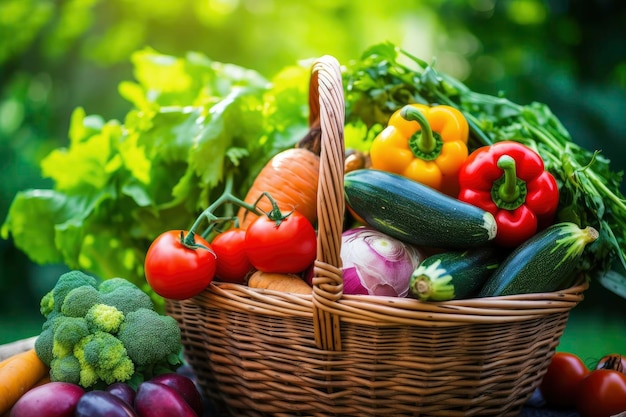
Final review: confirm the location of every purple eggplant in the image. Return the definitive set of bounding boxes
[10,382,84,417]
[150,373,203,416]
[75,391,138,417]
[106,382,136,407]
[134,381,197,417]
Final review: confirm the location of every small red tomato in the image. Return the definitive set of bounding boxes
[244,211,317,274]
[540,352,590,408]
[575,369,626,417]
[211,228,253,283]
[144,230,216,300]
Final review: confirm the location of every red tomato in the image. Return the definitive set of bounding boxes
[540,352,590,408]
[576,369,626,417]
[144,230,216,300]
[211,228,252,283]
[244,211,317,274]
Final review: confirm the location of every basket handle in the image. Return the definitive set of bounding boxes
[309,56,346,351]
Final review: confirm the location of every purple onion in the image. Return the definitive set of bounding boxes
[341,227,424,297]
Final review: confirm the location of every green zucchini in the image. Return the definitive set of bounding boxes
[409,246,505,301]
[478,222,599,297]
[343,169,497,248]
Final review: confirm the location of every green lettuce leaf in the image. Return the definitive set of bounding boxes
[2,48,310,286]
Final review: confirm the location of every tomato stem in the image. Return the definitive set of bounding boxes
[185,171,260,245]
[249,191,292,226]
[184,169,291,247]
[179,230,214,255]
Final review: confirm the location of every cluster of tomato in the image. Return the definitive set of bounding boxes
[540,352,626,417]
[143,210,317,300]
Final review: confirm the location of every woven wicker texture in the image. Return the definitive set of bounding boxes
[166,55,586,417]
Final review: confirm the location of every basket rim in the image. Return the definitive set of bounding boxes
[187,279,587,326]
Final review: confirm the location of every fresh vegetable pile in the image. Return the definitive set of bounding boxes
[135,96,600,301]
[3,42,625,301]
[342,43,626,298]
[2,41,626,417]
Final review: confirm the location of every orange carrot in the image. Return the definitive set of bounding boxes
[247,270,312,294]
[237,147,320,230]
[0,348,49,415]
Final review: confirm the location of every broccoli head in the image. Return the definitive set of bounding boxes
[61,285,103,318]
[98,278,154,314]
[117,308,181,367]
[51,270,100,312]
[35,270,180,388]
[50,355,81,385]
[85,304,124,333]
[74,331,135,386]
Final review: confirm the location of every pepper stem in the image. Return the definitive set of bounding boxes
[496,155,520,203]
[400,105,441,159]
[491,154,527,210]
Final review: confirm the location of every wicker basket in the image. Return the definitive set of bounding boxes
[166,55,587,417]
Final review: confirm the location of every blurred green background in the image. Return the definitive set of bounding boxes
[1,0,625,366]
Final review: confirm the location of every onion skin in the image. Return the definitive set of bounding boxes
[134,381,197,417]
[340,227,424,297]
[150,373,203,417]
[10,382,84,417]
[75,391,138,417]
[105,382,136,407]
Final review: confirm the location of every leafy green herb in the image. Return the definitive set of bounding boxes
[343,42,626,297]
[2,48,310,287]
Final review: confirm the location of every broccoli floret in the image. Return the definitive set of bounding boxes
[54,316,90,348]
[61,285,103,317]
[99,279,154,314]
[40,290,55,318]
[117,308,181,367]
[34,312,65,366]
[98,277,136,293]
[52,270,100,312]
[85,304,124,333]
[48,316,89,360]
[74,331,135,386]
[50,355,81,385]
[34,326,55,366]
[52,339,73,359]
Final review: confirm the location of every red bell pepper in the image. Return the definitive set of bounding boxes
[457,141,559,247]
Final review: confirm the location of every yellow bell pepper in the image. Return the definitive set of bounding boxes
[369,104,469,195]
